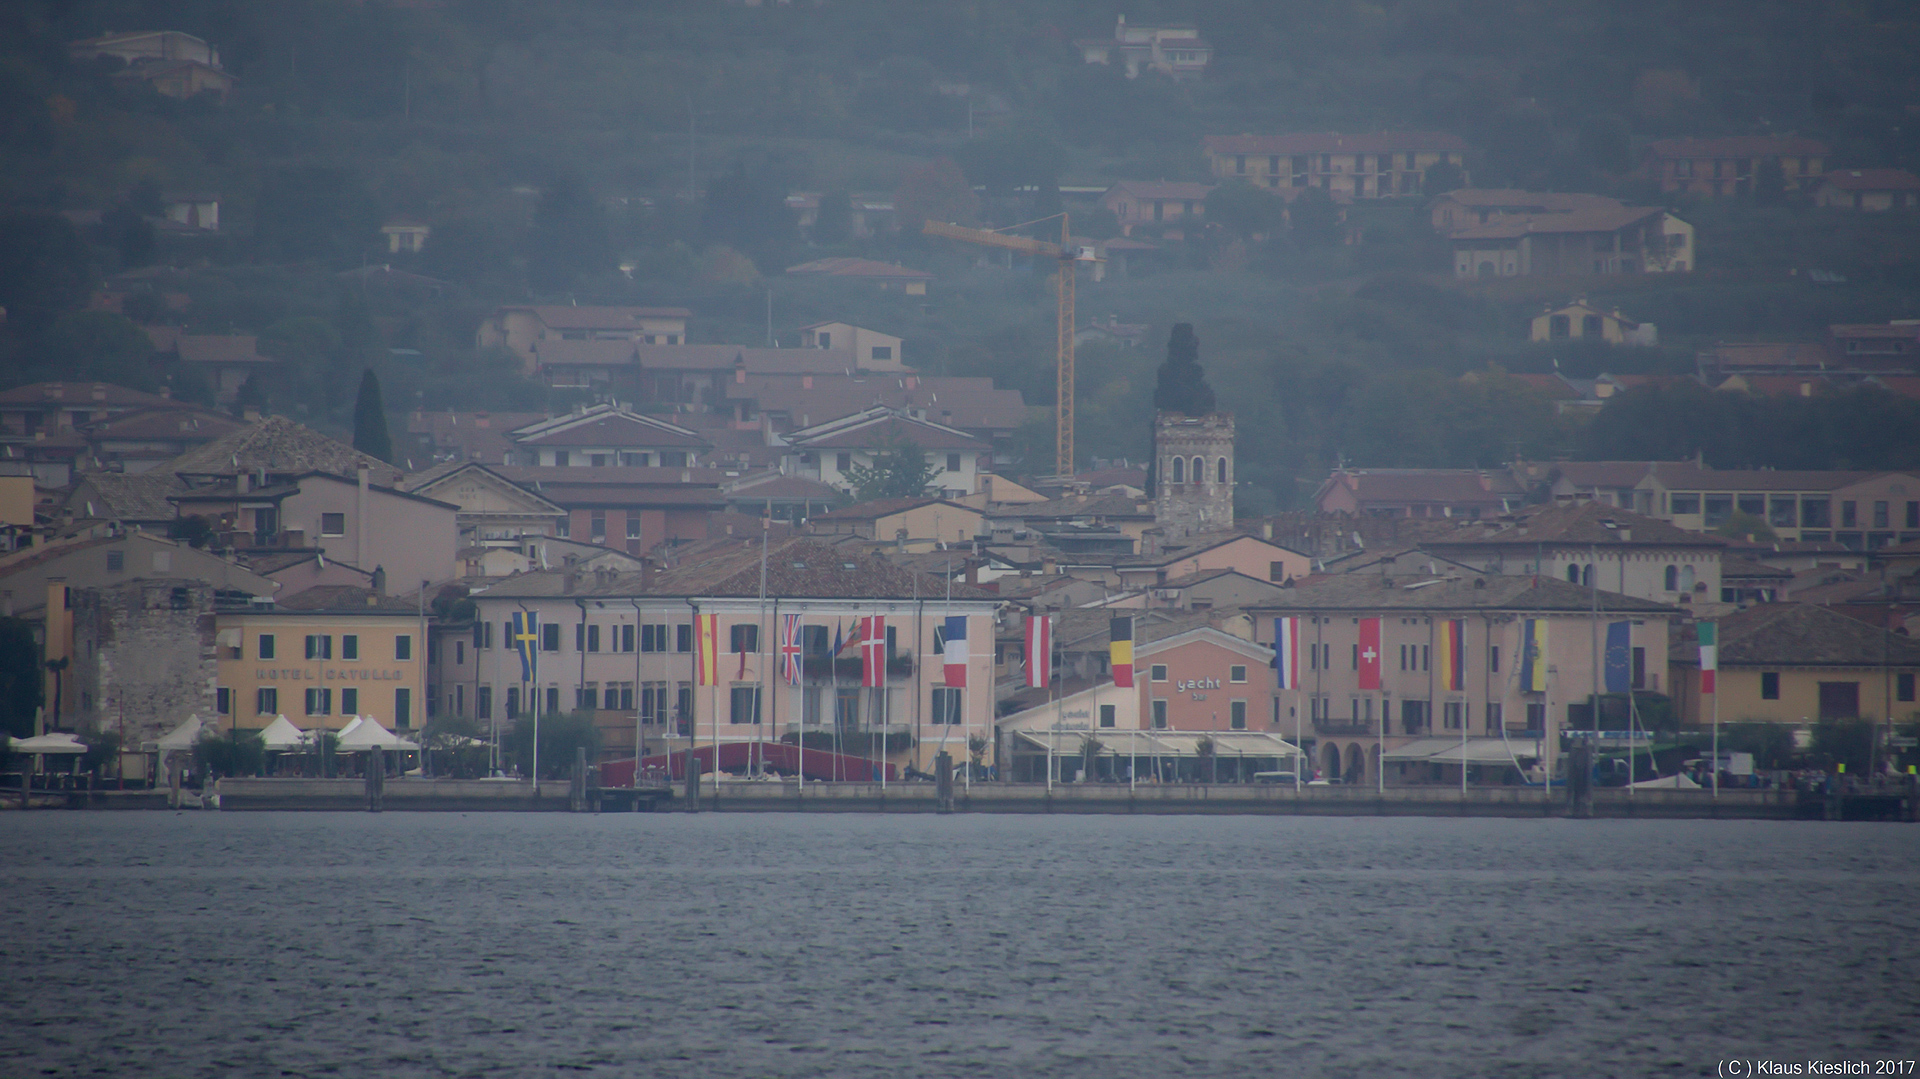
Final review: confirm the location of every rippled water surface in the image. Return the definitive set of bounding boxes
[3,813,1916,1078]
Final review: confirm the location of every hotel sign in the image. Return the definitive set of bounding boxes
[254,668,407,682]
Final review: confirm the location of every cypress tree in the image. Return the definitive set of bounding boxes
[352,367,393,463]
[1146,323,1216,494]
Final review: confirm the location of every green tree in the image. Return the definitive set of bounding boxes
[352,368,394,462]
[0,213,93,339]
[196,728,266,778]
[38,312,159,390]
[1424,160,1467,197]
[700,166,795,273]
[896,157,980,233]
[529,170,615,290]
[842,438,939,502]
[0,617,41,739]
[1288,187,1345,249]
[505,710,602,780]
[254,166,380,263]
[1714,512,1776,542]
[811,189,853,245]
[1153,323,1217,415]
[1205,182,1290,241]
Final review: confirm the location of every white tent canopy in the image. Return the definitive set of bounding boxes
[1630,772,1701,789]
[11,731,87,754]
[335,716,418,752]
[257,715,307,751]
[152,714,208,752]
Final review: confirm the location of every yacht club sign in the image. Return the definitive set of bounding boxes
[1176,676,1220,700]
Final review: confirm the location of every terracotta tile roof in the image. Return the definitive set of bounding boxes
[65,471,186,522]
[509,408,709,449]
[504,305,690,330]
[811,497,976,523]
[1446,205,1666,239]
[1424,503,1716,550]
[169,415,403,484]
[0,382,181,409]
[482,537,993,601]
[989,493,1153,521]
[1204,132,1470,155]
[1645,136,1829,159]
[1817,169,1920,192]
[176,335,270,365]
[1250,572,1679,616]
[724,373,1029,432]
[530,338,639,366]
[275,585,419,612]
[634,344,867,374]
[723,472,845,502]
[1319,468,1528,505]
[1652,465,1897,493]
[1699,342,1838,371]
[405,410,543,465]
[495,465,726,487]
[1669,602,1920,667]
[787,413,988,452]
[1103,180,1216,201]
[1435,189,1625,212]
[1721,556,1794,580]
[84,406,240,441]
[1549,461,1689,488]
[1828,323,1920,339]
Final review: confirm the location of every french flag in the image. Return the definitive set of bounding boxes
[942,615,968,687]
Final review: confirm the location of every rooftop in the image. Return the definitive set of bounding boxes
[1670,602,1920,667]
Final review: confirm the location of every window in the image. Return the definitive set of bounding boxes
[1169,456,1184,483]
[1525,702,1546,731]
[590,511,606,543]
[1444,701,1464,730]
[729,686,762,724]
[216,687,231,715]
[1217,458,1228,484]
[1841,501,1857,528]
[1801,498,1830,528]
[1150,664,1168,682]
[1485,702,1502,731]
[836,452,852,472]
[620,624,635,652]
[871,346,892,361]
[641,682,669,725]
[305,635,332,660]
[259,634,276,660]
[933,687,964,725]
[1191,457,1204,483]
[1581,315,1603,338]
[320,513,346,537]
[1489,645,1499,673]
[304,687,332,716]
[1150,699,1168,729]
[1549,315,1570,339]
[946,453,962,473]
[542,624,560,651]
[1873,501,1890,529]
[730,624,759,653]
[553,451,569,467]
[1665,565,1679,591]
[576,623,585,651]
[342,688,358,714]
[621,452,649,468]
[1567,564,1581,583]
[395,688,412,728]
[587,625,601,652]
[577,686,596,710]
[1268,561,1286,582]
[341,635,359,660]
[554,516,570,538]
[256,687,278,715]
[1230,701,1247,730]
[545,687,560,715]
[1670,494,1701,515]
[1098,703,1115,729]
[626,517,641,540]
[506,687,520,719]
[1770,497,1797,528]
[477,686,492,720]
[1229,665,1247,683]
[1633,647,1646,690]
[107,550,124,573]
[1235,154,1247,174]
[395,634,413,660]
[1761,672,1780,700]
[642,624,668,652]
[1908,501,1919,528]
[1899,673,1915,703]
[676,623,693,652]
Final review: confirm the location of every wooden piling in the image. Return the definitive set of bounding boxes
[683,749,701,812]
[935,751,954,814]
[367,747,384,812]
[570,747,587,813]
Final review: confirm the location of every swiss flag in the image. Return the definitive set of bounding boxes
[1357,618,1382,691]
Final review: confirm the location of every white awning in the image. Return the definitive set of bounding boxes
[257,715,307,751]
[1630,772,1700,789]
[1383,737,1539,765]
[10,732,87,754]
[151,713,207,751]
[334,715,418,752]
[1014,730,1299,758]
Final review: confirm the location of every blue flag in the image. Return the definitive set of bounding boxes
[1603,621,1631,694]
[512,610,539,683]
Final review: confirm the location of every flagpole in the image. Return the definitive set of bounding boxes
[757,516,770,780]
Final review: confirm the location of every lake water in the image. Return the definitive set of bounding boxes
[3,813,1915,1078]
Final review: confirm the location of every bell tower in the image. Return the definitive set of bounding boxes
[1152,411,1235,539]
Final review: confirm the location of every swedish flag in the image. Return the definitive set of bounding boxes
[512,610,539,683]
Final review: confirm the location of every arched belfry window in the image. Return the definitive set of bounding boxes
[1191,456,1204,483]
[1169,456,1185,483]
[1217,457,1229,483]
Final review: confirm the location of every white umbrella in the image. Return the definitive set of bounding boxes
[258,715,307,751]
[11,732,87,754]
[335,715,419,752]
[152,714,208,752]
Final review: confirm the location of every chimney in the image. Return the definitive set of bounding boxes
[371,566,387,594]
[563,570,579,593]
[1261,522,1273,541]
[640,558,657,591]
[802,375,812,390]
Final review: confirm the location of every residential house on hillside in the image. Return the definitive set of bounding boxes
[807,497,983,552]
[1641,136,1828,197]
[785,258,933,295]
[503,404,709,468]
[0,382,185,440]
[69,30,234,100]
[721,471,845,522]
[1812,169,1920,211]
[634,345,872,409]
[490,465,725,554]
[1696,322,1920,387]
[1429,189,1627,231]
[722,372,1028,463]
[476,305,692,376]
[1075,15,1211,80]
[380,217,430,253]
[1419,502,1727,607]
[784,193,897,239]
[1250,575,1680,786]
[398,460,566,557]
[1202,132,1470,197]
[1529,301,1657,345]
[781,407,990,499]
[457,538,1000,776]
[1669,603,1920,729]
[83,406,240,474]
[1448,205,1693,277]
[175,335,275,403]
[1100,181,1214,237]
[796,323,906,368]
[162,192,219,231]
[1314,467,1528,519]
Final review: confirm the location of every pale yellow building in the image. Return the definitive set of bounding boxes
[1530,301,1656,346]
[1202,132,1470,198]
[216,587,429,735]
[1670,604,1920,731]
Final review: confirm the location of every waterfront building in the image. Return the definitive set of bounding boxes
[1668,603,1920,732]
[1248,573,1679,788]
[451,537,999,776]
[214,585,431,736]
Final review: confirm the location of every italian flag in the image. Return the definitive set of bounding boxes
[1697,622,1717,695]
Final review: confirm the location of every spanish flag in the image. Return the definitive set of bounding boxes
[694,613,721,686]
[1110,617,1134,688]
[1439,618,1465,692]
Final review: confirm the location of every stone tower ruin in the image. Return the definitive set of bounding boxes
[1152,411,1235,539]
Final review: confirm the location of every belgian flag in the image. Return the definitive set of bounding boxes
[1110,617,1134,688]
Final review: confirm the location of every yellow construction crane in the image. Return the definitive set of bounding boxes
[924,215,1096,479]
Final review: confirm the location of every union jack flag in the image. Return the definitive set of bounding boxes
[780,613,804,686]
